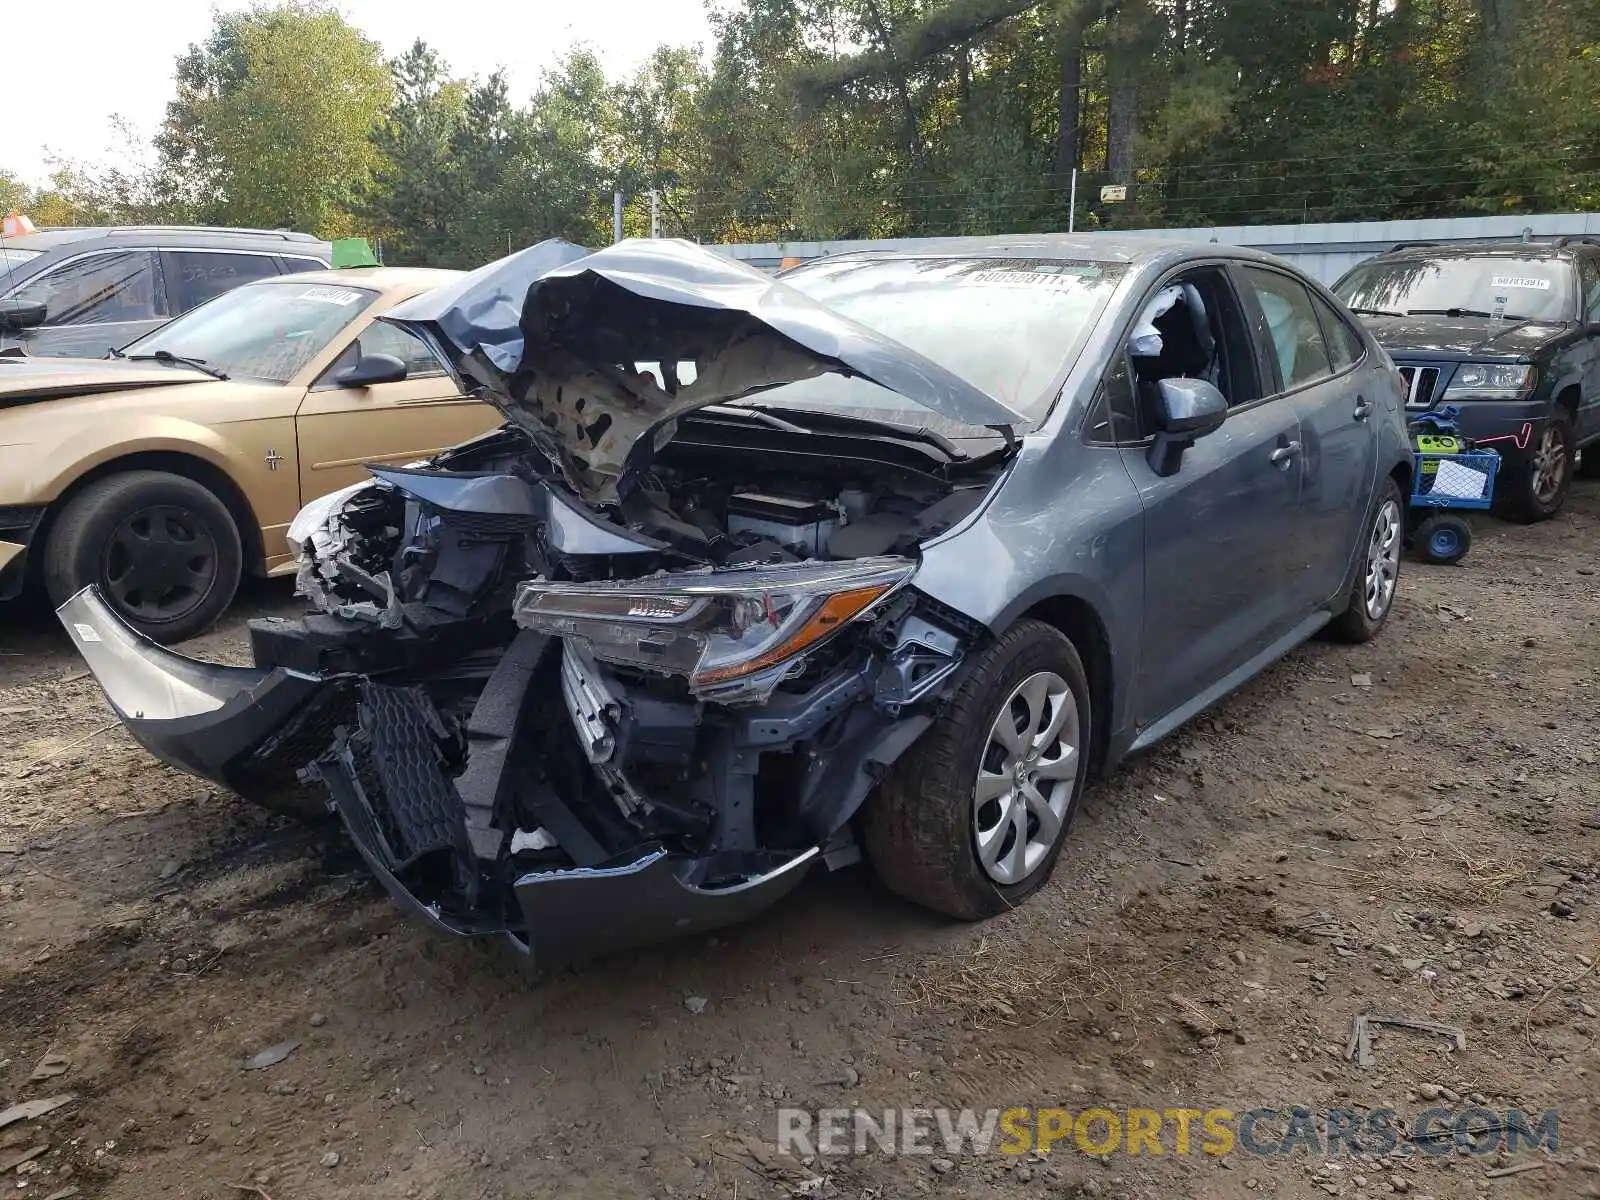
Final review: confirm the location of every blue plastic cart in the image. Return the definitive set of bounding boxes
[1406,408,1501,566]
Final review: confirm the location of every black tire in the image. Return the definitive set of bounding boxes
[1495,413,1574,523]
[861,618,1092,920]
[43,470,242,645]
[1577,445,1600,479]
[1411,513,1472,566]
[1327,476,1403,644]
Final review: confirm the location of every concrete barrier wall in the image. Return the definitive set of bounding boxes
[714,212,1600,283]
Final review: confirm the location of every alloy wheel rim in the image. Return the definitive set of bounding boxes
[972,670,1079,886]
[1530,427,1566,504]
[102,504,218,624]
[1364,499,1401,620]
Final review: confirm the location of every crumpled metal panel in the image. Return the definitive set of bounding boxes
[381,237,1021,503]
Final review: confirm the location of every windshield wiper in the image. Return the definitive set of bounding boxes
[126,349,228,380]
[1406,308,1531,321]
[1345,306,1405,318]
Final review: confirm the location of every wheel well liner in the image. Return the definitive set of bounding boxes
[1017,594,1113,777]
[40,451,265,578]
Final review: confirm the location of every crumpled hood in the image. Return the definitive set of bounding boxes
[381,237,1023,503]
[0,355,213,407]
[1361,313,1570,359]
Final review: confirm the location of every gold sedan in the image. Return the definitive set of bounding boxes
[0,266,500,642]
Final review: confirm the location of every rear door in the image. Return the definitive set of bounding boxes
[1235,264,1381,609]
[1123,264,1308,727]
[294,319,498,497]
[158,249,283,317]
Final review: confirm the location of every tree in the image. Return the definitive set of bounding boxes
[358,40,468,263]
[157,1,392,236]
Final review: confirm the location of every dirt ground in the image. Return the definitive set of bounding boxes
[1,484,1597,1200]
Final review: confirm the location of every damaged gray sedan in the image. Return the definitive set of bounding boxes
[58,236,1412,965]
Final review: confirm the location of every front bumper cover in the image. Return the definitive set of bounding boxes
[55,586,824,966]
[1423,398,1551,455]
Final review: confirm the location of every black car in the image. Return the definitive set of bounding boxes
[1332,238,1600,521]
[0,225,331,358]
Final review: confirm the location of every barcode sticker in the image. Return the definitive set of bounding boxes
[298,286,364,305]
[1490,275,1551,291]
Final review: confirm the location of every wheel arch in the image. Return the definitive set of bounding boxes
[35,450,266,584]
[1555,383,1581,420]
[1010,593,1116,779]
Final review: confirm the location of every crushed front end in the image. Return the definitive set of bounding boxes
[57,238,1016,965]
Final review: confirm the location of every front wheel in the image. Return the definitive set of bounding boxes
[1495,415,1574,523]
[1411,513,1472,566]
[862,619,1092,920]
[43,470,242,645]
[1327,477,1403,644]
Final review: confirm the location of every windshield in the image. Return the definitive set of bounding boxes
[119,279,377,383]
[1335,256,1575,323]
[746,256,1125,431]
[0,246,42,278]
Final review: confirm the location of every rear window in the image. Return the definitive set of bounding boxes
[1335,255,1575,323]
[762,256,1127,425]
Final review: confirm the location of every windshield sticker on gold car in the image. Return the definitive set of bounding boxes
[297,286,365,306]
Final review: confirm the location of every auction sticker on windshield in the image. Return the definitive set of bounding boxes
[1490,275,1552,291]
[298,286,365,305]
[967,267,1103,290]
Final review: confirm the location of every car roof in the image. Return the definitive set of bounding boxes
[256,265,463,299]
[1,225,329,252]
[1368,241,1579,265]
[796,232,1285,269]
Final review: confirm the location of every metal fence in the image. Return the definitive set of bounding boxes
[714,212,1600,283]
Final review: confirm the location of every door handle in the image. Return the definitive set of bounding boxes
[1270,441,1301,467]
[1353,395,1372,420]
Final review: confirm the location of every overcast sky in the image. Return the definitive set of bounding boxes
[0,0,714,186]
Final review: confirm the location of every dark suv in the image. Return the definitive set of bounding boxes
[1333,238,1600,521]
[0,225,331,358]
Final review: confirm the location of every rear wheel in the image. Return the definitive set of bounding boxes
[1327,477,1403,644]
[862,619,1092,920]
[1496,415,1574,523]
[43,471,242,645]
[1411,513,1472,566]
[1577,445,1600,479]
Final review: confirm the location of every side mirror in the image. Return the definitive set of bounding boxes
[0,298,48,331]
[334,352,407,388]
[1147,377,1227,477]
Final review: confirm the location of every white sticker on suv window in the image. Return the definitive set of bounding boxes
[297,286,364,305]
[1490,275,1552,291]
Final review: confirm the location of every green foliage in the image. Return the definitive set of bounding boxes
[157,0,392,236]
[5,0,1597,255]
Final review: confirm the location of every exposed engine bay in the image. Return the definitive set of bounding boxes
[57,238,1026,966]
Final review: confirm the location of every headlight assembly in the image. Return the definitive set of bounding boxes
[1442,363,1536,402]
[515,557,915,702]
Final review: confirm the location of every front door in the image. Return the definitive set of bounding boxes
[294,320,500,498]
[1122,265,1308,727]
[2,249,166,357]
